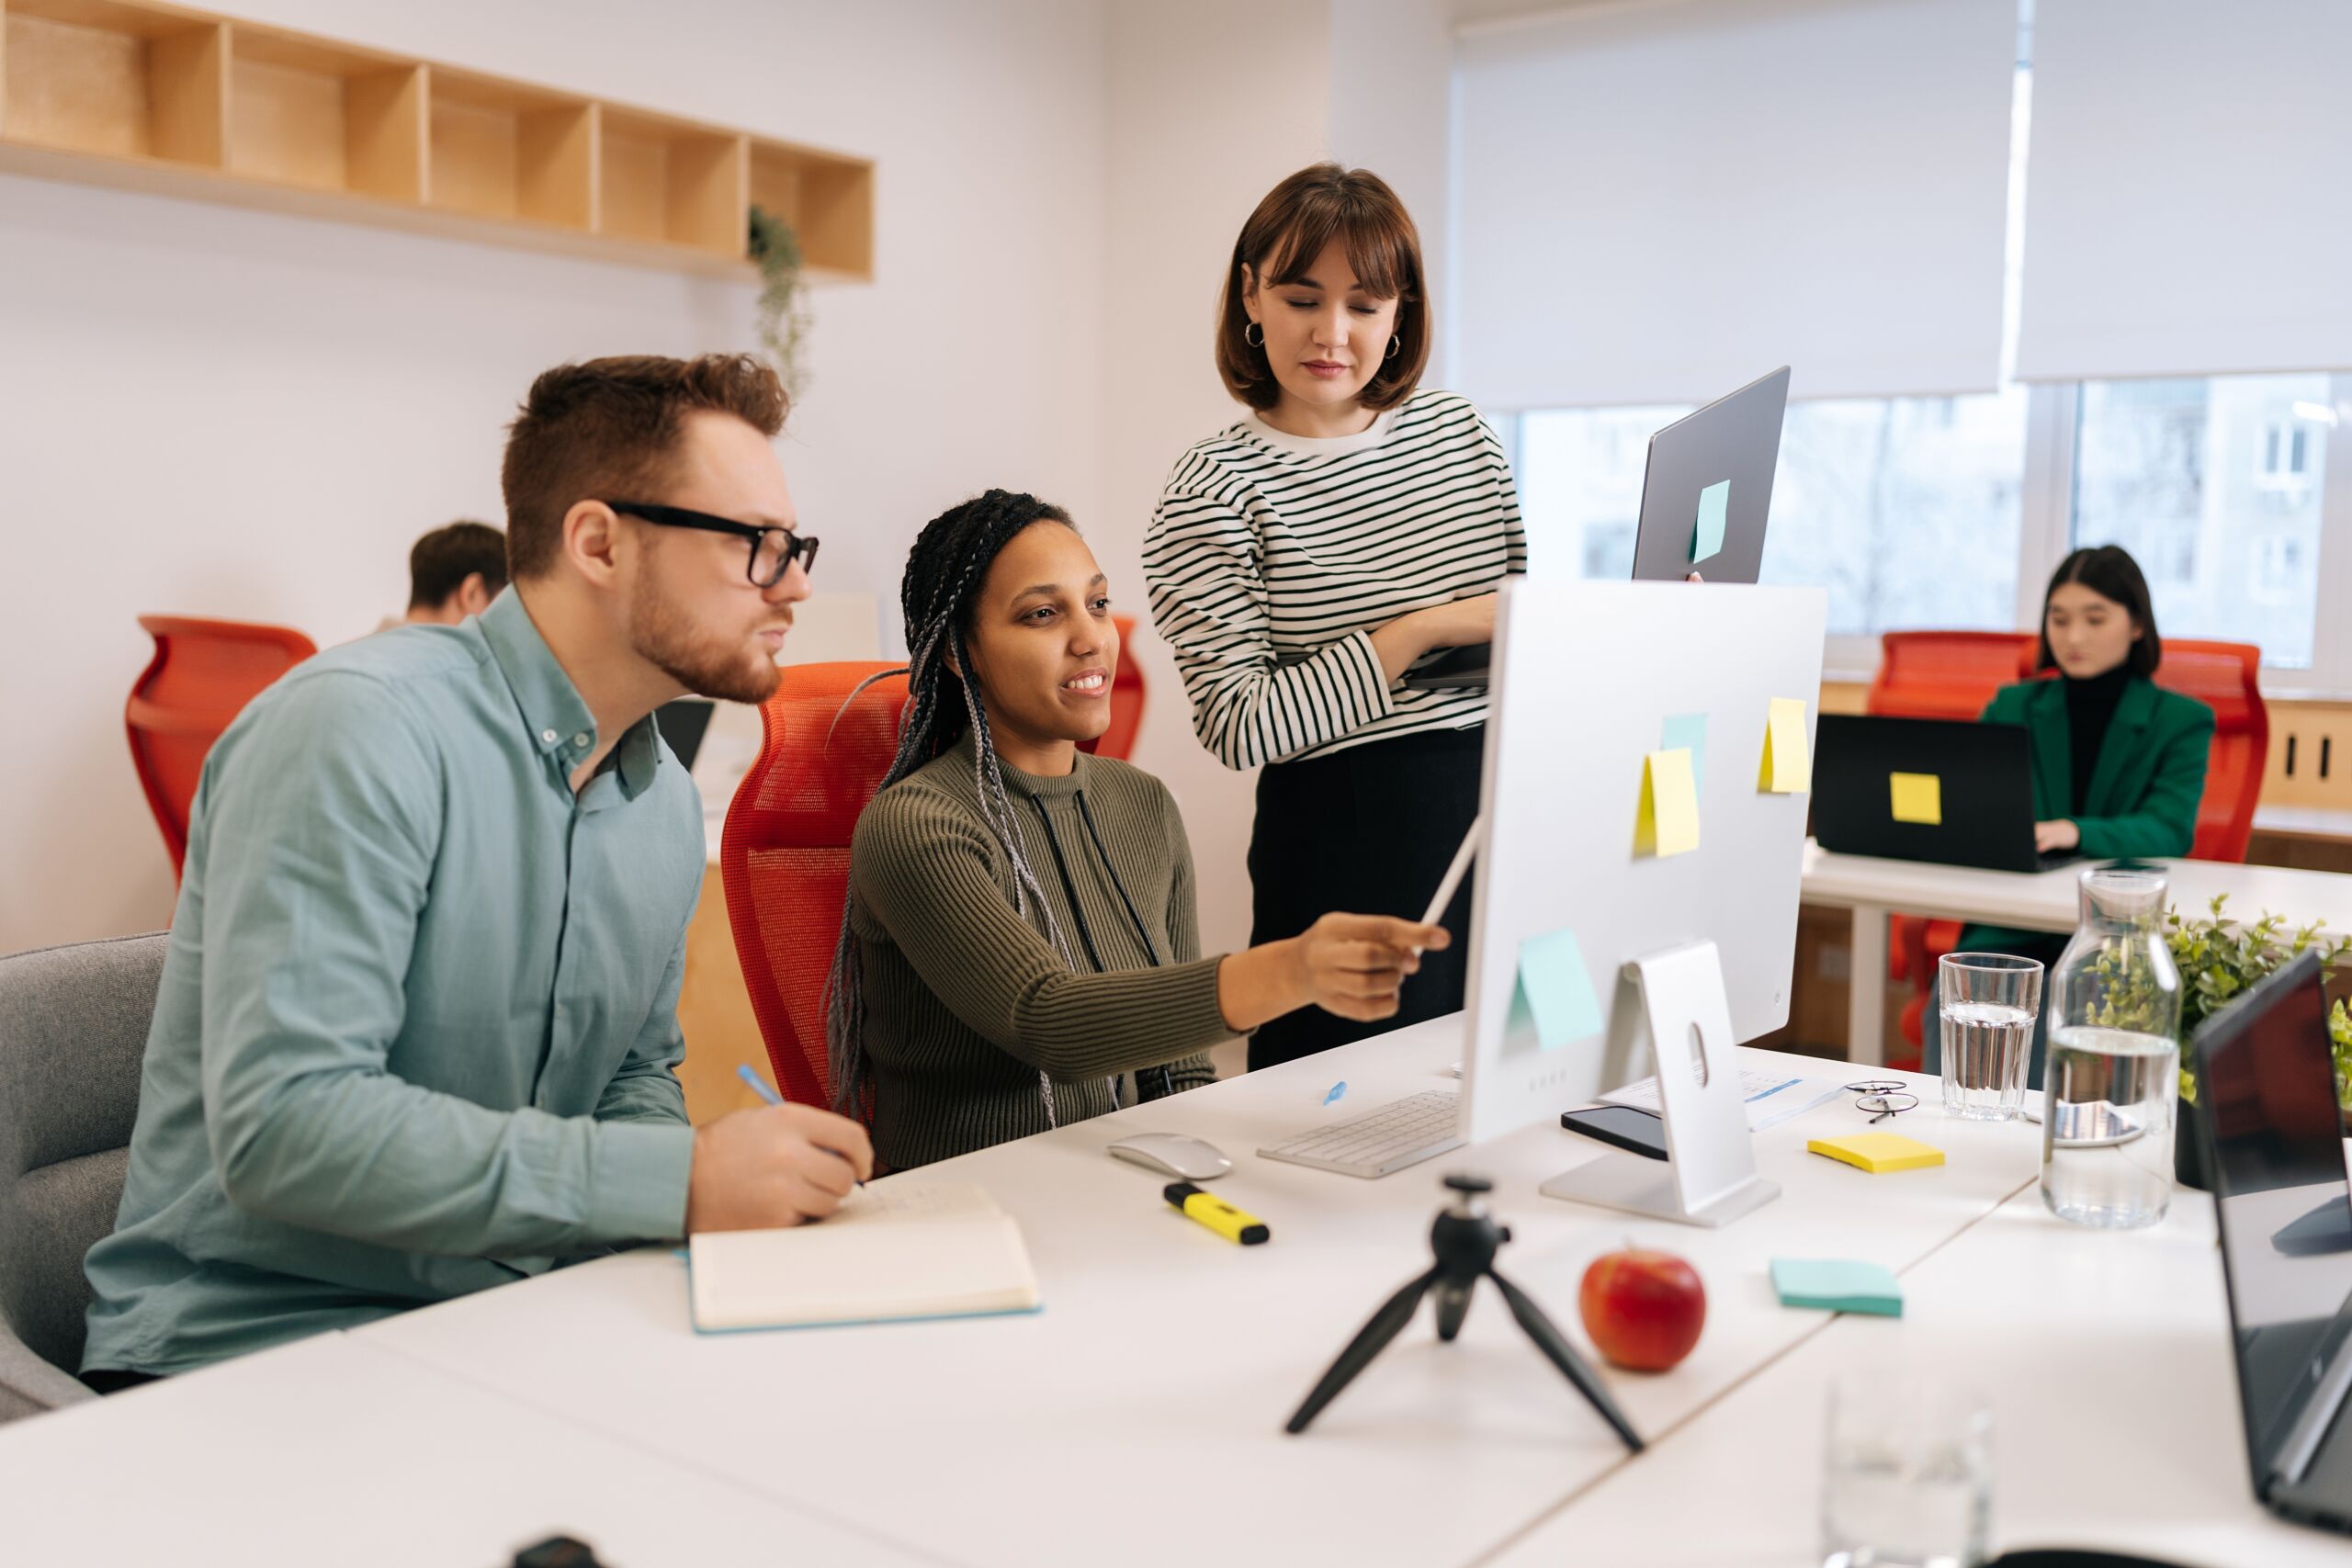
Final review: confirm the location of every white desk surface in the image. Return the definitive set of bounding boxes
[0,1332,953,1568]
[353,1020,2038,1568]
[1801,840,2352,936]
[1489,1182,2352,1568]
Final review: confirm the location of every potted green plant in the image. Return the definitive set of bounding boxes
[2153,896,2352,1188]
[748,204,810,400]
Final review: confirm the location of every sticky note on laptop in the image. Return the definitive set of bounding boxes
[1757,697,1810,794]
[1690,479,1730,565]
[1771,1258,1903,1317]
[1518,927,1603,1051]
[1889,771,1943,825]
[1634,748,1700,857]
[1807,1132,1945,1174]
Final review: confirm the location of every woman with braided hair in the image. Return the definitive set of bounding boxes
[831,489,1445,1170]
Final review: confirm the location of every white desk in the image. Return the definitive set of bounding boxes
[1489,1181,2352,1568]
[350,1021,2037,1568]
[1800,841,2352,1067]
[0,1332,951,1568]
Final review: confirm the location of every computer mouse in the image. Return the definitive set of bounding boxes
[1106,1133,1232,1181]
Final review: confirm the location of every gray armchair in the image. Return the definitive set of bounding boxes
[0,932,163,1422]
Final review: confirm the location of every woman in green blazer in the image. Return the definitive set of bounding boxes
[1928,545,2214,1083]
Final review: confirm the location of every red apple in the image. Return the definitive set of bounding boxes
[1578,1246,1705,1371]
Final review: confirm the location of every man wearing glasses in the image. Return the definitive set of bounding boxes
[82,355,871,1385]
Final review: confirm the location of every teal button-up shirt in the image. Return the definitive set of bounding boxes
[84,592,703,1376]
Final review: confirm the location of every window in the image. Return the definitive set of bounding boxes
[1510,389,2030,640]
[1760,389,2029,637]
[2071,373,2332,669]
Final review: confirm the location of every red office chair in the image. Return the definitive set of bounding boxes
[2149,640,2266,864]
[1868,631,2038,1067]
[720,662,910,1111]
[1077,614,1146,761]
[125,615,318,882]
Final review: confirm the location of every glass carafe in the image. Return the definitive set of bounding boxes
[2041,869,2180,1229]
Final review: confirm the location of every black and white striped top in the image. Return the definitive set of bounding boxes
[1144,389,1528,771]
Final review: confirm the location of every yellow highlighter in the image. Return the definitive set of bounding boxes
[1163,1182,1271,1246]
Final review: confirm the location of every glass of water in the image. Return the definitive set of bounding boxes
[1821,1371,1994,1568]
[1938,953,2042,1121]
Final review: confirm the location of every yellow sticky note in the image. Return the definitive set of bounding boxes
[1758,697,1811,794]
[1634,748,1701,858]
[1889,772,1943,826]
[1807,1132,1946,1174]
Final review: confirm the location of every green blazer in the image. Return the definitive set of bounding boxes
[1978,675,2215,861]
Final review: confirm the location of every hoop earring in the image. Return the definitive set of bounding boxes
[1244,321,1264,349]
[1385,333,1402,360]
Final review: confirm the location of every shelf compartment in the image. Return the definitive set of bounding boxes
[1,0,227,167]
[426,67,594,231]
[227,28,422,200]
[597,106,744,258]
[748,138,872,280]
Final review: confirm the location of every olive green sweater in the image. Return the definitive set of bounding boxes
[848,735,1227,1169]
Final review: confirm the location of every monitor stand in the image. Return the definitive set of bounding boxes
[1539,941,1781,1227]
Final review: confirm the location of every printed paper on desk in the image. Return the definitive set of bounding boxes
[1690,479,1730,565]
[1889,772,1943,826]
[1661,713,1709,793]
[1757,697,1811,794]
[1634,748,1701,857]
[1517,927,1604,1052]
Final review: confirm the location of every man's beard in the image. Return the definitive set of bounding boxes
[629,572,782,705]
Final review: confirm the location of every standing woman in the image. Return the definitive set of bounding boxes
[1144,164,1526,1070]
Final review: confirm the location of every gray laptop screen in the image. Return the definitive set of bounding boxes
[2200,953,2352,1495]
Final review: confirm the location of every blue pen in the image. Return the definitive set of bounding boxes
[736,1064,865,1187]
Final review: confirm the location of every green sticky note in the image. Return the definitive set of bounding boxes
[1661,713,1708,793]
[1770,1258,1903,1317]
[1690,479,1730,565]
[1516,928,1604,1052]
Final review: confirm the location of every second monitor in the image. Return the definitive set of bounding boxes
[1461,577,1826,1223]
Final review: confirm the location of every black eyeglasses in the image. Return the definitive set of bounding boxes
[603,500,819,589]
[1844,1080,1918,1123]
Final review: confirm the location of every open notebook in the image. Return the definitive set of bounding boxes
[686,1182,1041,1333]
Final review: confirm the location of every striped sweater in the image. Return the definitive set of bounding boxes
[1144,388,1528,771]
[848,734,1225,1170]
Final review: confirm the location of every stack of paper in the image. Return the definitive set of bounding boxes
[687,1183,1040,1334]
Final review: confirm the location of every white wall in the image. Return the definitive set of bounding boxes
[0,0,1111,953]
[1097,0,1334,957]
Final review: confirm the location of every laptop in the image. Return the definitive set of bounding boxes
[1813,713,2079,874]
[1402,367,1791,693]
[652,697,717,773]
[2191,950,2352,1534]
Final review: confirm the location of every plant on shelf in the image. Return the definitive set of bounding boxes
[749,204,811,400]
[2093,896,2352,1110]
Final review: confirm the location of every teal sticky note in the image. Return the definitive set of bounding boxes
[1661,713,1708,793]
[1690,479,1730,565]
[1517,928,1603,1052]
[1770,1258,1903,1317]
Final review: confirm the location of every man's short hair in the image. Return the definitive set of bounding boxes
[408,521,509,611]
[501,354,789,581]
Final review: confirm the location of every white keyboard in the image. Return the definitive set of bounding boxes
[1257,1089,1464,1179]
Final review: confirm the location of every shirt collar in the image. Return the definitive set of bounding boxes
[480,591,666,801]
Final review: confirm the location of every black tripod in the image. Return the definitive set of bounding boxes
[1284,1173,1645,1451]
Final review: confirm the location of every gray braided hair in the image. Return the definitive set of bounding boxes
[825,491,1081,1126]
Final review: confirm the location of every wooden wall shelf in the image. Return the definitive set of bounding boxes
[0,0,874,280]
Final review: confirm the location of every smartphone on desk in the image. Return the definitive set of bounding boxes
[1559,1103,1669,1161]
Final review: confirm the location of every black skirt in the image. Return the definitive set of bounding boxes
[1246,725,1484,1071]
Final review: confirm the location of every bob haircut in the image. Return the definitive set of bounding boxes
[1215,163,1430,413]
[2038,544,2162,678]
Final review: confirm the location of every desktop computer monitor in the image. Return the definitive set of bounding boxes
[1458,578,1826,1220]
